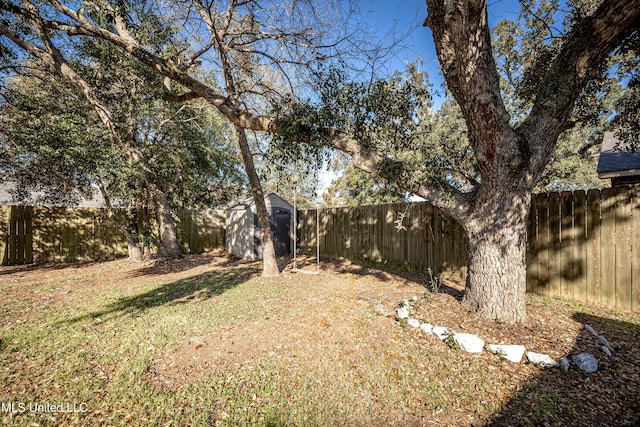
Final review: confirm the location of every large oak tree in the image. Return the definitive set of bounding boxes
[1,0,638,321]
[287,0,639,322]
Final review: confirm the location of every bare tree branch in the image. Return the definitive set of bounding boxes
[519,0,640,178]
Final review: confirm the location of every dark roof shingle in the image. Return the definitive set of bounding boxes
[596,132,640,177]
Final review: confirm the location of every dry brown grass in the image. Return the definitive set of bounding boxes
[0,252,638,426]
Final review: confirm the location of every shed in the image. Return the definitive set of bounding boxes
[597,131,640,187]
[225,192,293,260]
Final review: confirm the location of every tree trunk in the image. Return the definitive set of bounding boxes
[125,232,144,261]
[96,179,143,261]
[463,226,528,323]
[235,127,280,276]
[461,184,531,323]
[151,184,182,258]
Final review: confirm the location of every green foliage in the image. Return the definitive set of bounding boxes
[491,0,636,189]
[274,64,483,201]
[269,65,434,207]
[273,64,430,150]
[0,41,246,214]
[612,34,640,149]
[257,131,327,209]
[443,333,459,351]
[0,70,111,205]
[536,125,605,191]
[259,158,321,210]
[323,156,407,207]
[74,37,247,209]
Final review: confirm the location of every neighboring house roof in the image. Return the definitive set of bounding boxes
[0,182,106,208]
[225,192,292,211]
[597,131,640,179]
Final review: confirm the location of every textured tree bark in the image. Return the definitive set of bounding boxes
[460,176,532,323]
[151,185,182,258]
[235,127,280,277]
[464,236,528,323]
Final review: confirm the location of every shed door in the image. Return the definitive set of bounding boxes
[271,208,291,256]
[252,208,291,258]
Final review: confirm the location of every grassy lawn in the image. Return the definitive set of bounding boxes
[0,253,638,426]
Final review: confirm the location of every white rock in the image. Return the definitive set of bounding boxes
[572,352,598,373]
[432,326,450,341]
[420,323,433,334]
[396,307,409,320]
[453,333,485,353]
[560,357,570,372]
[407,318,420,328]
[584,324,598,336]
[598,335,613,352]
[400,300,411,309]
[601,345,612,357]
[486,344,526,363]
[526,352,559,368]
[411,296,419,302]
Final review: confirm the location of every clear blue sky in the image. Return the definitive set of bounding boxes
[360,0,523,103]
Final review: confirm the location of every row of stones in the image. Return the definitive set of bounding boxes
[396,299,613,373]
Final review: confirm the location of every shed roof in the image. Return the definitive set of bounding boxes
[597,131,640,178]
[0,181,106,208]
[225,192,292,211]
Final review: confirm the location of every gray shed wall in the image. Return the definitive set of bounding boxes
[225,193,293,260]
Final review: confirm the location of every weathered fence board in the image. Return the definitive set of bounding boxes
[1,206,225,265]
[585,189,602,305]
[176,209,226,253]
[298,201,469,277]
[632,187,640,312]
[299,187,640,313]
[537,193,551,296]
[616,189,633,311]
[573,191,587,303]
[600,189,618,308]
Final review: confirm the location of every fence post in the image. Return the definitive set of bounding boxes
[631,186,640,313]
[0,206,10,265]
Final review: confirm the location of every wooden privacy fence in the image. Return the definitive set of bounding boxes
[0,206,226,265]
[298,187,640,313]
[526,187,640,313]
[297,202,468,278]
[176,209,226,254]
[0,206,125,264]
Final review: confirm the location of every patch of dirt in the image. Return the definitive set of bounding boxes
[149,257,419,391]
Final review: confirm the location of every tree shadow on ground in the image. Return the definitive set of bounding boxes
[63,266,258,324]
[290,255,466,301]
[0,260,104,276]
[126,250,246,277]
[489,312,640,426]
